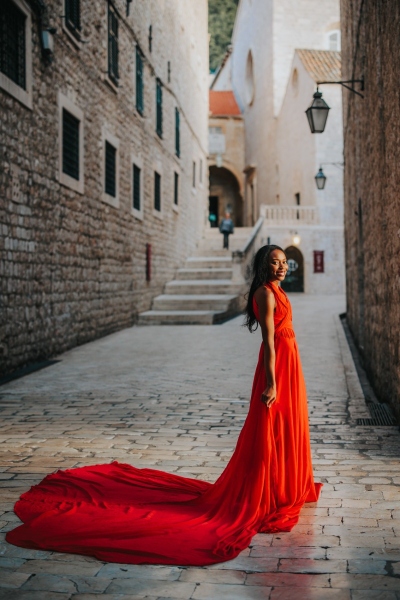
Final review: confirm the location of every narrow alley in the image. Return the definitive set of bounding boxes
[1,294,400,599]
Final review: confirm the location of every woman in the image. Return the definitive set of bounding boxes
[7,245,321,566]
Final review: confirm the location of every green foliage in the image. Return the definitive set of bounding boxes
[209,0,239,72]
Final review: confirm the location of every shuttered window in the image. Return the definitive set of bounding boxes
[156,78,163,137]
[0,0,26,89]
[65,0,81,37]
[174,172,179,206]
[154,172,161,211]
[136,46,144,115]
[107,3,118,85]
[105,141,116,197]
[133,164,141,211]
[62,109,80,181]
[175,108,180,157]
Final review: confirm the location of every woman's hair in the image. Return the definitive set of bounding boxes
[243,244,285,332]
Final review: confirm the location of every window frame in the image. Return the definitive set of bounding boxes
[64,0,81,41]
[107,2,119,86]
[102,128,120,208]
[0,0,32,109]
[156,78,163,138]
[136,45,144,115]
[58,92,84,194]
[131,153,144,220]
[175,107,180,158]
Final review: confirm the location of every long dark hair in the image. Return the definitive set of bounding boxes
[244,244,285,332]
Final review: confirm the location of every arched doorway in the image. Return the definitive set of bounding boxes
[209,166,243,227]
[282,246,304,292]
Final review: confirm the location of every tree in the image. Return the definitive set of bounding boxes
[209,0,239,72]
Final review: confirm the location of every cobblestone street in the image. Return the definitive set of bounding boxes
[1,294,400,599]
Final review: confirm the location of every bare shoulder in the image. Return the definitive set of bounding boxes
[254,285,275,307]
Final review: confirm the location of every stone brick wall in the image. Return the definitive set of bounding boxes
[340,0,400,418]
[0,0,209,375]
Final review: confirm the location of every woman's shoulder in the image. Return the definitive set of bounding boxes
[254,284,275,305]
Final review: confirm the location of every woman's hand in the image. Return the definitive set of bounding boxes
[261,384,276,408]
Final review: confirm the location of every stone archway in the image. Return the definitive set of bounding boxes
[282,246,304,292]
[209,165,243,226]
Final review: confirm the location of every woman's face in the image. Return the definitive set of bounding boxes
[268,249,288,282]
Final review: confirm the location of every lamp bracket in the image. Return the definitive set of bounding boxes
[317,77,364,98]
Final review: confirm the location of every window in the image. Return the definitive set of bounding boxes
[102,129,119,207]
[328,30,341,51]
[62,109,80,180]
[107,2,119,85]
[314,251,324,273]
[58,92,84,193]
[174,172,179,206]
[136,46,144,115]
[154,171,161,211]
[199,159,203,184]
[0,0,25,88]
[105,141,116,197]
[133,164,141,211]
[148,25,152,52]
[175,108,180,157]
[156,78,163,137]
[295,193,300,205]
[65,0,81,38]
[192,161,196,188]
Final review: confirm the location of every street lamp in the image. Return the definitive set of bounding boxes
[305,90,330,133]
[315,167,327,190]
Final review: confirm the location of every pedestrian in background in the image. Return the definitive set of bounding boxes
[219,212,234,249]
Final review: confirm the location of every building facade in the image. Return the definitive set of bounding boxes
[340,0,400,418]
[208,89,244,226]
[0,0,209,375]
[266,49,345,294]
[230,0,340,220]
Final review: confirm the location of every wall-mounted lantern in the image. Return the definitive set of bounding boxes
[306,78,364,134]
[305,90,330,133]
[292,233,301,246]
[41,28,56,62]
[315,167,327,190]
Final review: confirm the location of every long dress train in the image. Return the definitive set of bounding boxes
[6,283,321,566]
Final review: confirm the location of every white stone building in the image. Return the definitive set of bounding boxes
[230,0,341,220]
[268,50,345,294]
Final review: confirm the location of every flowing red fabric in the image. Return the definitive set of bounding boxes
[7,283,321,565]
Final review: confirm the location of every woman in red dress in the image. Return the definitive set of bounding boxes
[7,245,321,565]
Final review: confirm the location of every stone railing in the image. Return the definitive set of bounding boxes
[231,216,264,285]
[260,204,318,224]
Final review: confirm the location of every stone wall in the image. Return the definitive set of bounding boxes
[0,0,209,375]
[340,0,400,418]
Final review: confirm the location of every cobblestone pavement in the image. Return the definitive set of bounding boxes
[1,294,400,600]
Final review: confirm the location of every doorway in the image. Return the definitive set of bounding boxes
[282,246,304,292]
[208,196,219,227]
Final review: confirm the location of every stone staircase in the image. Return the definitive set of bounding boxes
[138,228,253,325]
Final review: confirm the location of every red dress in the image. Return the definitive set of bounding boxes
[7,282,321,565]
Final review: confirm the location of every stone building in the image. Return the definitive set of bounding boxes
[208,89,244,226]
[340,0,400,418]
[0,0,209,375]
[230,0,341,219]
[266,49,345,294]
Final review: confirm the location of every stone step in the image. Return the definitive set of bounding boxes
[138,310,226,325]
[165,279,242,295]
[185,256,232,269]
[176,268,233,280]
[153,293,240,312]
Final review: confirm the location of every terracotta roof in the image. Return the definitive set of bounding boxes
[209,91,241,116]
[296,49,341,82]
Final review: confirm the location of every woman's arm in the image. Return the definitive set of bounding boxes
[254,286,276,407]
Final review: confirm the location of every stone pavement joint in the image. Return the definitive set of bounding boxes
[1,295,400,599]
